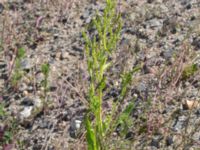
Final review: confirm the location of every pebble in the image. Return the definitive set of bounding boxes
[61,51,70,59]
[75,120,82,129]
[146,19,162,28]
[166,136,173,146]
[150,138,160,148]
[20,106,33,119]
[33,97,43,108]
[21,58,34,71]
[182,100,199,110]
[173,116,187,132]
[69,119,82,138]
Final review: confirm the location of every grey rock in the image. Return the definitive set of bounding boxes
[160,49,174,60]
[69,119,82,138]
[61,51,69,59]
[192,36,200,50]
[81,10,90,20]
[146,19,162,28]
[21,58,34,70]
[75,120,82,129]
[137,82,147,92]
[173,115,187,132]
[20,106,33,119]
[61,110,72,121]
[150,138,160,148]
[19,83,28,92]
[192,131,200,141]
[35,72,44,84]
[33,97,43,108]
[19,97,43,127]
[38,120,52,129]
[129,12,137,22]
[166,136,173,146]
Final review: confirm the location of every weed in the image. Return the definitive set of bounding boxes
[0,105,19,149]
[40,63,50,114]
[11,47,26,88]
[181,63,198,80]
[0,104,5,117]
[41,63,50,97]
[83,0,140,149]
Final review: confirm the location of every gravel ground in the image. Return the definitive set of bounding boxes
[0,0,200,149]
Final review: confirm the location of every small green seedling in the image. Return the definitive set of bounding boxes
[182,63,198,80]
[11,47,26,88]
[0,103,5,117]
[40,63,50,112]
[41,63,50,96]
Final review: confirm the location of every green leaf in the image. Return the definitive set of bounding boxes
[117,102,135,136]
[3,131,13,143]
[182,63,198,80]
[17,47,26,58]
[0,104,5,117]
[85,116,97,150]
[41,63,50,76]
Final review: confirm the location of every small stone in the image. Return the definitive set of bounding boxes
[19,83,28,92]
[55,52,62,60]
[150,138,160,148]
[166,136,173,146]
[33,97,43,108]
[195,109,200,116]
[21,58,33,71]
[173,116,187,132]
[69,119,82,138]
[75,120,82,129]
[62,110,72,121]
[81,10,90,20]
[35,72,44,84]
[146,19,161,28]
[192,37,200,50]
[129,12,136,22]
[20,106,33,119]
[160,49,174,60]
[61,52,69,59]
[27,86,34,92]
[182,100,199,110]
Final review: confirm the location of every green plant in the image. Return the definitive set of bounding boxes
[11,47,26,87]
[2,131,12,144]
[40,63,50,114]
[83,0,140,149]
[0,104,5,117]
[41,63,50,97]
[181,63,198,80]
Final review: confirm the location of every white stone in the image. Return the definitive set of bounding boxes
[75,120,82,129]
[20,106,33,119]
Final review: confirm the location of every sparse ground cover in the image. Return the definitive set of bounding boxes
[0,0,200,149]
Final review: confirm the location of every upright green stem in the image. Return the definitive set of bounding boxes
[83,0,122,149]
